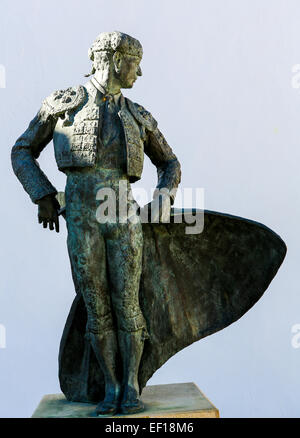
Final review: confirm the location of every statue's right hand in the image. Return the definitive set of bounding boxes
[37,194,60,232]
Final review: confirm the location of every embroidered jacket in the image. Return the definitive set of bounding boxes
[11,79,181,204]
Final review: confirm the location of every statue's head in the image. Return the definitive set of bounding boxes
[88,31,143,89]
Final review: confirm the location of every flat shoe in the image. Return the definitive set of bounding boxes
[96,401,118,416]
[119,399,144,415]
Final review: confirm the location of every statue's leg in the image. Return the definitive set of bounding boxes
[117,328,146,414]
[89,331,121,415]
[65,179,121,415]
[106,219,148,414]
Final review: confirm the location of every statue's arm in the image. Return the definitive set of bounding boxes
[144,125,181,204]
[11,107,58,204]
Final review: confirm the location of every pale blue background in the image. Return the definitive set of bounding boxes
[1,0,299,417]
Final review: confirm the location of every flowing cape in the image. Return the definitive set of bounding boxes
[58,209,286,402]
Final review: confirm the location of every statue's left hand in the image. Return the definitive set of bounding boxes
[37,194,60,232]
[143,193,171,223]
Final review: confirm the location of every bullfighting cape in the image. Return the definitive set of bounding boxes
[58,208,286,402]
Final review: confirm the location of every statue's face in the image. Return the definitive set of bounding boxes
[116,54,142,89]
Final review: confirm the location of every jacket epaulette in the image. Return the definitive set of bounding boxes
[126,99,157,132]
[41,85,87,120]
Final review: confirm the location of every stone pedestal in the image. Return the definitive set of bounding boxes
[32,382,219,418]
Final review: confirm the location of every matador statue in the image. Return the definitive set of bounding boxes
[11,31,286,416]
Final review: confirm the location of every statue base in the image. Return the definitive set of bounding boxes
[32,382,219,418]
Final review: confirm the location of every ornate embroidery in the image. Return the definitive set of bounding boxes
[42,86,87,119]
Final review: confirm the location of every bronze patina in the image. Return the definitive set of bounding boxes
[11,31,286,417]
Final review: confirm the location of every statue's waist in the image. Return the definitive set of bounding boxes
[64,168,133,209]
[65,166,128,179]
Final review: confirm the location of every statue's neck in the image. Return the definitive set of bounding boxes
[93,69,121,95]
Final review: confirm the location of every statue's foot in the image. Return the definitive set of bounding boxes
[120,398,144,415]
[96,400,119,416]
[95,383,121,416]
[119,385,145,415]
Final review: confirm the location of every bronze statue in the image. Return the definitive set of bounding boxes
[11,31,286,417]
[11,32,180,415]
